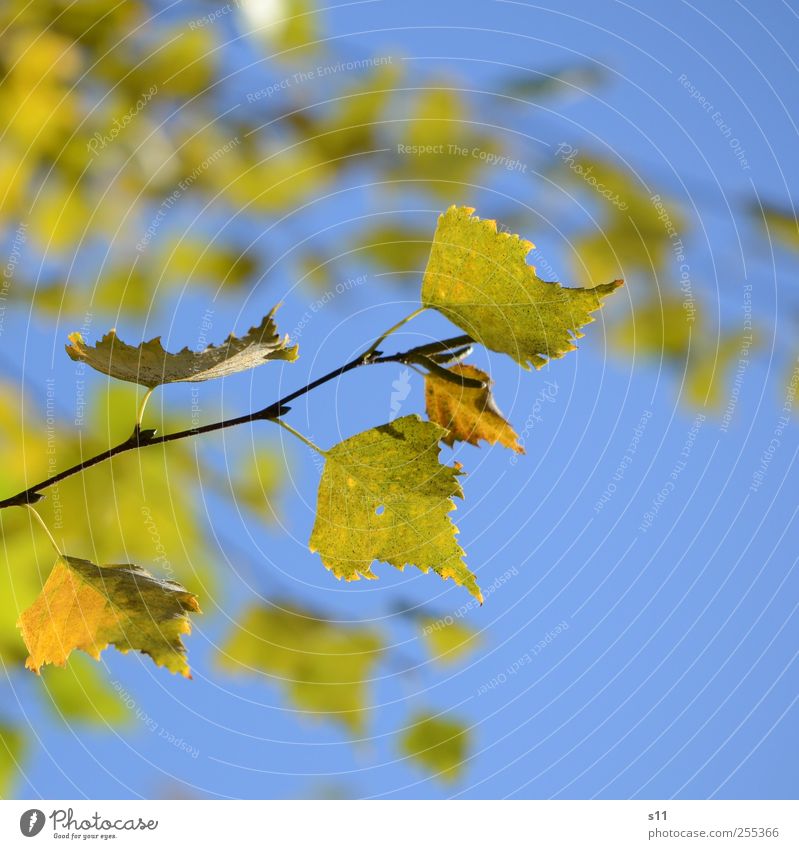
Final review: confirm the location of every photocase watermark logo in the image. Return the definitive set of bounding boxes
[19,809,45,837]
[17,808,159,836]
[389,368,412,420]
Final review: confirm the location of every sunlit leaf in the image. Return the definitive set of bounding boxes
[18,555,200,677]
[422,206,622,369]
[310,415,481,601]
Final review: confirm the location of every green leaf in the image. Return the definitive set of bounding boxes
[18,556,200,677]
[425,363,523,452]
[0,723,25,798]
[422,206,622,369]
[400,712,470,783]
[218,604,383,733]
[310,415,481,601]
[65,306,298,388]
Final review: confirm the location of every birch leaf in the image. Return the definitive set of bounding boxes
[65,306,297,387]
[18,556,200,677]
[310,415,481,601]
[422,206,622,369]
[425,363,523,452]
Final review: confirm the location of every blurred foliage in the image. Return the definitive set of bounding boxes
[756,204,799,251]
[218,603,383,734]
[0,723,25,797]
[39,656,129,725]
[0,0,789,796]
[421,618,480,667]
[400,712,470,784]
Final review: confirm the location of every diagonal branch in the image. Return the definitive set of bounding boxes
[0,335,473,511]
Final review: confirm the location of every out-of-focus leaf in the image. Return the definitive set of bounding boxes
[227,449,285,522]
[757,204,799,251]
[563,156,684,282]
[422,206,622,369]
[354,224,432,277]
[421,617,480,666]
[400,712,470,783]
[310,415,481,601]
[0,723,25,798]
[612,297,693,359]
[685,332,750,409]
[66,307,297,387]
[391,86,491,197]
[226,142,332,214]
[612,297,751,410]
[40,655,129,724]
[159,242,260,289]
[425,364,523,452]
[19,555,200,677]
[305,63,400,161]
[26,179,93,253]
[219,604,383,733]
[116,27,216,99]
[502,63,605,101]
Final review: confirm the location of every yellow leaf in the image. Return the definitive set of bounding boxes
[18,556,200,677]
[422,207,622,369]
[425,364,523,452]
[65,306,297,387]
[310,415,481,601]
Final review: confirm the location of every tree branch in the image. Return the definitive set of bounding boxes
[0,334,473,511]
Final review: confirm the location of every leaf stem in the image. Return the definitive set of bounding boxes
[0,335,472,510]
[362,306,427,359]
[272,419,326,456]
[25,505,62,557]
[135,387,155,430]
